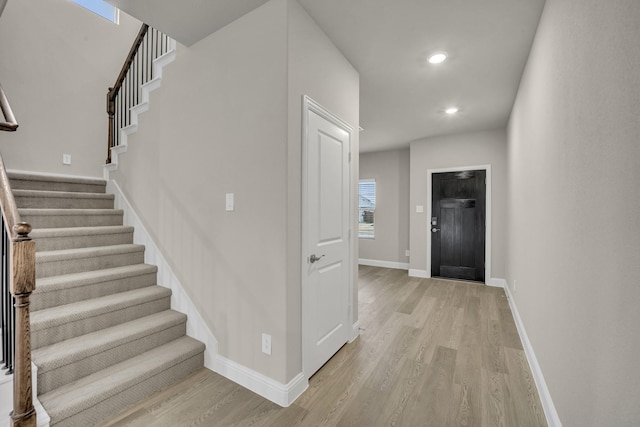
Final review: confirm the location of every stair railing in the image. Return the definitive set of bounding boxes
[106,24,172,164]
[0,86,36,427]
[0,84,19,132]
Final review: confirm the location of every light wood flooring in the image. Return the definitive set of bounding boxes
[98,266,547,427]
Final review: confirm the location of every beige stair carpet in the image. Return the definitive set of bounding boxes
[8,172,205,427]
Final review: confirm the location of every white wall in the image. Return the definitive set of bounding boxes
[359,149,409,267]
[507,1,640,425]
[409,128,508,280]
[0,0,140,177]
[287,0,359,379]
[111,0,358,385]
[111,0,289,382]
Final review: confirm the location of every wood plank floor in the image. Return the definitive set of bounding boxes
[98,266,547,427]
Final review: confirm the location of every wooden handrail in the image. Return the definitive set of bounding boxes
[106,24,148,164]
[0,154,37,427]
[0,84,19,132]
[106,24,172,164]
[108,24,149,104]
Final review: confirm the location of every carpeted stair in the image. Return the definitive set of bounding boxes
[9,172,205,427]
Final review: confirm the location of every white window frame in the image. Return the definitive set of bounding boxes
[73,0,119,24]
[358,179,376,239]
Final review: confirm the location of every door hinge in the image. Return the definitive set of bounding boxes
[348,152,352,162]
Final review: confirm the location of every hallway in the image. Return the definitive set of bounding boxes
[100,266,546,426]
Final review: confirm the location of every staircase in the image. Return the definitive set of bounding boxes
[9,171,205,427]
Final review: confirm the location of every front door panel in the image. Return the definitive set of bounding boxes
[431,170,486,282]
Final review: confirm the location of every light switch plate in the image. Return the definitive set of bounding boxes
[225,193,234,211]
[416,205,424,213]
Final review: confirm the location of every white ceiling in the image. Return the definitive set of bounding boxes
[109,0,546,153]
[108,0,271,46]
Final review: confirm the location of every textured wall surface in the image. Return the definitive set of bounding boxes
[359,149,410,265]
[111,0,358,384]
[507,1,640,425]
[0,0,140,177]
[409,128,508,280]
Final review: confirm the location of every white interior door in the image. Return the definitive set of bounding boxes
[303,97,352,378]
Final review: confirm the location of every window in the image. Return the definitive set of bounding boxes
[73,0,119,23]
[358,179,376,239]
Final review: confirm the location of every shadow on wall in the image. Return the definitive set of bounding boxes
[151,174,280,361]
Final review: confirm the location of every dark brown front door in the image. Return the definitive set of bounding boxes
[431,170,486,282]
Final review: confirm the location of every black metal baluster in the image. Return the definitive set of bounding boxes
[135,50,139,105]
[2,217,13,374]
[119,86,123,137]
[1,215,6,371]
[154,29,159,60]
[126,70,133,126]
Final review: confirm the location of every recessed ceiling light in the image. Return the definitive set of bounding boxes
[445,107,459,115]
[428,52,448,64]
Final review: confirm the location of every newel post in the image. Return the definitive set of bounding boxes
[106,88,115,164]
[10,222,36,427]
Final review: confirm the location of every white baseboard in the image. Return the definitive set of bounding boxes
[31,363,50,427]
[0,374,12,427]
[107,180,308,407]
[408,269,429,278]
[358,259,409,270]
[1,368,50,427]
[503,282,562,427]
[349,320,361,343]
[107,180,218,369]
[213,355,308,407]
[486,277,507,288]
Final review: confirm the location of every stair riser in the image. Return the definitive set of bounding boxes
[36,250,145,279]
[37,322,187,394]
[21,213,123,229]
[34,231,134,252]
[9,179,105,194]
[15,196,114,210]
[32,296,171,349]
[51,352,203,427]
[32,273,157,311]
[11,174,206,426]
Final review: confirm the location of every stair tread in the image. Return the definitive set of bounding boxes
[13,189,114,200]
[8,172,106,186]
[31,226,134,238]
[36,244,144,263]
[39,336,205,422]
[31,286,171,331]
[10,171,205,425]
[19,208,123,216]
[33,310,187,371]
[35,264,157,292]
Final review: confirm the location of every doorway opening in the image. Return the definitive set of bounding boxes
[426,165,491,283]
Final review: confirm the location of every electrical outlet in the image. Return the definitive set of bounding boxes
[62,154,72,165]
[405,249,410,257]
[262,333,271,355]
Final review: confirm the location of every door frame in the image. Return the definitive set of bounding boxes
[301,95,355,379]
[426,164,492,282]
